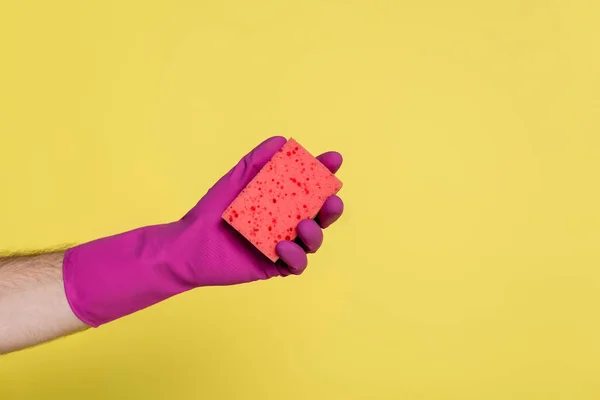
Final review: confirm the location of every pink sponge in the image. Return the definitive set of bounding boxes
[222,138,343,262]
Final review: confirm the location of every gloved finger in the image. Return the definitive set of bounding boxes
[199,136,287,209]
[273,262,291,277]
[296,219,323,253]
[227,135,288,189]
[317,195,344,228]
[276,241,308,275]
[316,151,343,174]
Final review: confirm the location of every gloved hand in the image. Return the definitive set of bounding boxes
[63,136,344,327]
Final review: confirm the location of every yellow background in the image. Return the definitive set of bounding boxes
[1,0,599,398]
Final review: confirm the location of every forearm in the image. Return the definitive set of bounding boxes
[0,251,87,355]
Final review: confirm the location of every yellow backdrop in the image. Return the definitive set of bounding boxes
[1,1,599,399]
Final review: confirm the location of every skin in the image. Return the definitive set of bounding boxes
[0,251,88,354]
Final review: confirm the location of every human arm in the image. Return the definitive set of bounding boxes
[0,251,88,354]
[0,137,344,354]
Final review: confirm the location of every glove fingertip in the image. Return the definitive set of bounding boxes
[276,241,308,274]
[317,195,344,228]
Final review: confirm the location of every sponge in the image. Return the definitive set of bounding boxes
[222,138,343,262]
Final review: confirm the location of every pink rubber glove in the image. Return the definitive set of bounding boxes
[63,136,344,327]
